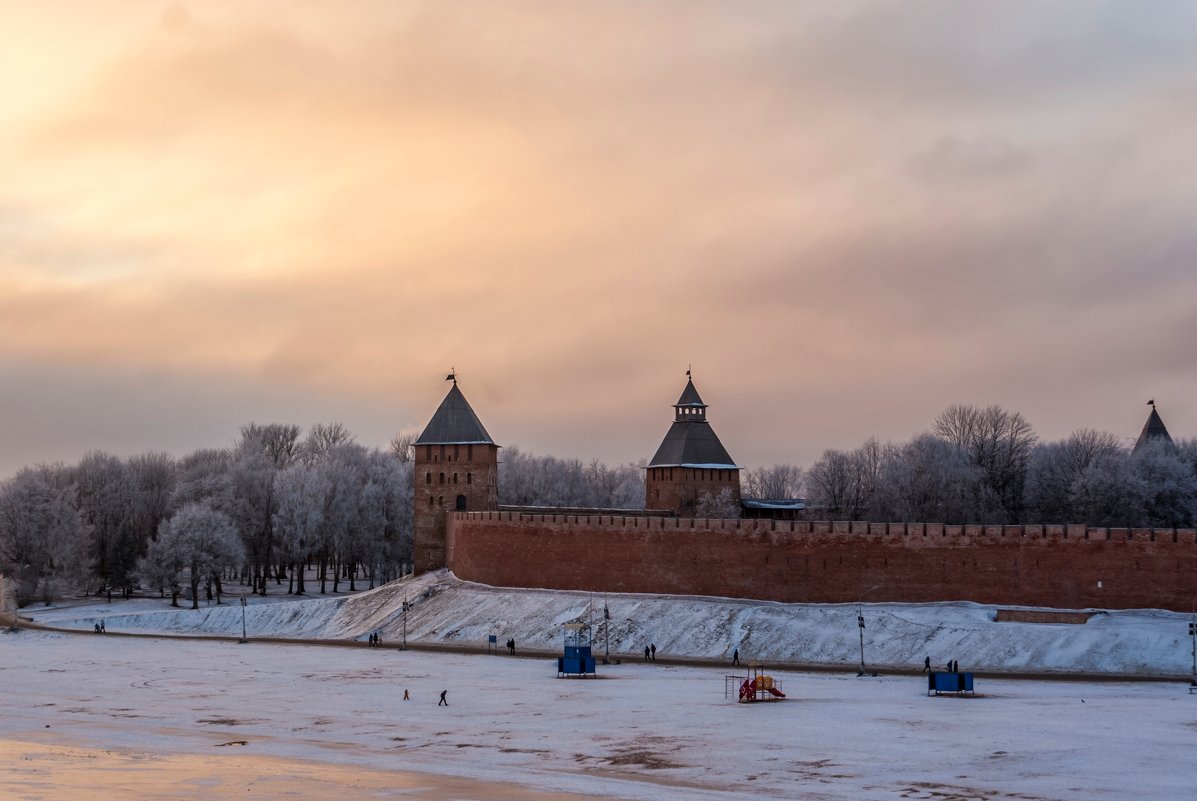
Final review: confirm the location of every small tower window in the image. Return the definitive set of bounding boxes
[439,472,445,484]
[453,473,459,484]
[467,473,473,484]
[456,495,467,511]
[425,472,431,484]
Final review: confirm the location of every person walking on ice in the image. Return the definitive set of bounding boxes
[438,690,448,706]
[732,648,740,666]
[403,689,410,701]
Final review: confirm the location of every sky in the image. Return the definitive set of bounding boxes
[3,1,1196,478]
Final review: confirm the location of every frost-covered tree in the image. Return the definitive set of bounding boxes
[1069,455,1148,528]
[932,404,1037,521]
[1131,439,1197,528]
[499,446,641,509]
[872,435,998,523]
[1025,430,1123,523]
[72,451,134,592]
[695,487,740,519]
[140,502,245,609]
[0,467,90,606]
[272,464,329,594]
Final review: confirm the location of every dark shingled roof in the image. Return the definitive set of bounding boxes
[415,383,496,445]
[676,379,706,408]
[648,378,736,468]
[648,421,737,468]
[1133,406,1174,454]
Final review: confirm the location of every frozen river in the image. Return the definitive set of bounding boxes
[2,630,1192,800]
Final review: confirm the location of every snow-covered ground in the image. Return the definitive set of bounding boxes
[2,628,1194,801]
[20,570,1197,678]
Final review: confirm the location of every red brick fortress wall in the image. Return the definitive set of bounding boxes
[446,514,1197,612]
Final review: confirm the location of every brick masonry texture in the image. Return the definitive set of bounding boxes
[445,513,1197,612]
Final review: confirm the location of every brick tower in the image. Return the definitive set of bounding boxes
[412,378,499,573]
[645,374,741,516]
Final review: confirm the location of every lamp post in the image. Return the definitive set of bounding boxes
[603,597,610,665]
[239,596,247,644]
[1189,599,1196,688]
[856,583,883,677]
[856,610,866,676]
[402,589,409,651]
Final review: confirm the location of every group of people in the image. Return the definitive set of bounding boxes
[643,643,657,661]
[922,656,961,673]
[505,638,517,655]
[92,621,107,633]
[368,631,383,647]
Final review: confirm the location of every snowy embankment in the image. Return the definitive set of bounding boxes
[27,570,1196,678]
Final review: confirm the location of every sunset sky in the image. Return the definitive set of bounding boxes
[3,1,1196,478]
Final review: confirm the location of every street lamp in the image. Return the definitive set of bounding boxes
[402,589,409,651]
[1189,599,1196,689]
[239,596,248,644]
[856,583,883,677]
[856,610,866,676]
[602,597,610,665]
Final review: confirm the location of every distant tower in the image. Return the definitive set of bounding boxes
[412,378,499,573]
[645,375,741,516]
[1132,401,1175,454]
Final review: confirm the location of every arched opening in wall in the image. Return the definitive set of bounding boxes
[425,473,431,484]
[468,444,473,460]
[428,496,434,507]
[456,495,467,511]
[439,473,445,484]
[467,473,472,484]
[453,473,458,484]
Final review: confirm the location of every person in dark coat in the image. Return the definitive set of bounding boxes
[732,649,740,666]
[923,656,931,673]
[438,690,448,706]
[650,644,656,661]
[644,645,650,661]
[946,659,953,672]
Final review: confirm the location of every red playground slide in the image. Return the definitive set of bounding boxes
[739,678,787,699]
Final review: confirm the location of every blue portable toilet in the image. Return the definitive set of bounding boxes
[558,623,596,677]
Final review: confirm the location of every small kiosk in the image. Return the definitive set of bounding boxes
[557,622,597,677]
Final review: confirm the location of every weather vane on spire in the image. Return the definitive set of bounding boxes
[1147,398,1155,407]
[686,365,691,379]
[446,368,457,385]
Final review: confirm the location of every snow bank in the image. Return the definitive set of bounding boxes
[26,571,1197,677]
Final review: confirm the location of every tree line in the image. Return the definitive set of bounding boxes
[802,405,1197,528]
[5,403,1195,608]
[0,423,414,608]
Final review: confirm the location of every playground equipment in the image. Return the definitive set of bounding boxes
[557,622,596,677]
[725,662,786,703]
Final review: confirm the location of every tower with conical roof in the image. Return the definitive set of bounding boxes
[645,375,741,516]
[412,377,499,573]
[1132,402,1175,454]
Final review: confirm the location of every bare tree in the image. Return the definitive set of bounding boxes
[933,405,1037,520]
[806,439,880,520]
[743,464,804,499]
[238,423,303,469]
[388,432,417,463]
[302,423,356,466]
